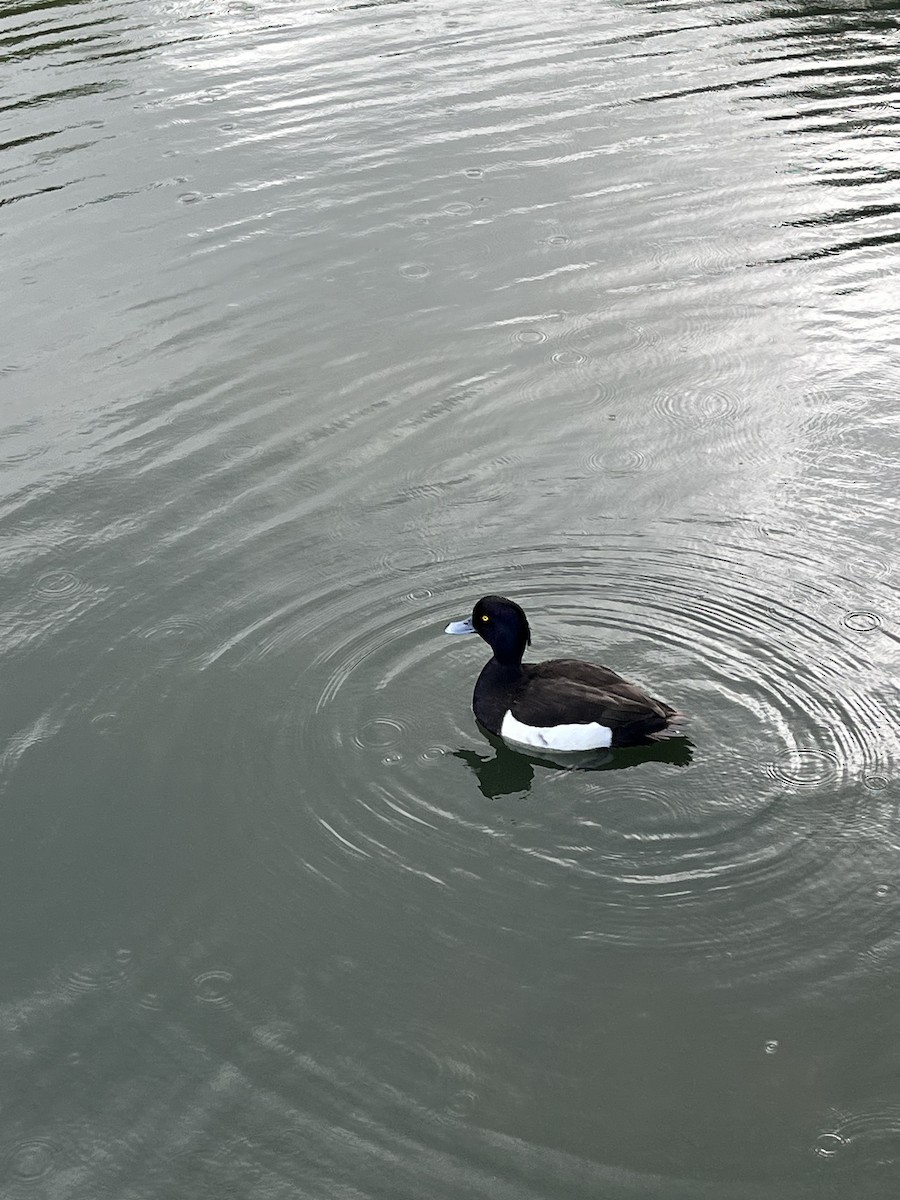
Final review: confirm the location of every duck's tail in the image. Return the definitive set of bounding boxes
[654,708,689,737]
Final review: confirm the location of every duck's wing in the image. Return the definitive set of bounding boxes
[531,658,637,691]
[518,661,676,728]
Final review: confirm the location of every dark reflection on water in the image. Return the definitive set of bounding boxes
[454,728,694,799]
[632,0,900,264]
[3,0,900,1195]
[732,0,900,265]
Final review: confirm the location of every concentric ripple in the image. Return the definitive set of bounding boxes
[841,610,882,633]
[139,617,211,664]
[763,748,842,790]
[814,1103,900,1168]
[33,570,87,599]
[53,949,135,1001]
[649,385,744,429]
[5,1138,58,1181]
[191,525,900,995]
[193,970,235,1008]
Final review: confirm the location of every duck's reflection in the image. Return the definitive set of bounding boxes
[453,727,694,799]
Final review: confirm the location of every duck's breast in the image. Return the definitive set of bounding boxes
[500,709,613,751]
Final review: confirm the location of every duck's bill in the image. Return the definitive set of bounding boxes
[445,618,475,635]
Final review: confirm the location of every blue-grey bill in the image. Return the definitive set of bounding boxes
[445,618,475,635]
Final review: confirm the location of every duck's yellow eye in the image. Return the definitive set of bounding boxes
[481,614,489,622]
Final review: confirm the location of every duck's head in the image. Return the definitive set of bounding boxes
[445,595,531,665]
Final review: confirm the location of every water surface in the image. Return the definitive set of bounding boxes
[3,0,900,1195]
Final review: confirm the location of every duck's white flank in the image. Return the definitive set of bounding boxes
[500,710,613,751]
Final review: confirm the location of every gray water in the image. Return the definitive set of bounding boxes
[3,0,900,1195]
